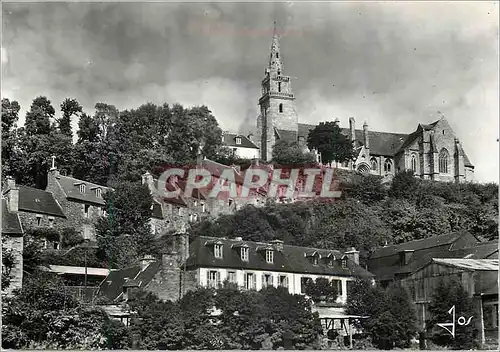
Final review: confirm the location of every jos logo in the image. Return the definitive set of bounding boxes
[437,305,473,338]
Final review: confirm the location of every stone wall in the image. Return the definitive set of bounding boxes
[2,235,23,295]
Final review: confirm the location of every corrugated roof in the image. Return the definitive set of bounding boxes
[44,265,110,276]
[187,236,374,278]
[223,133,259,149]
[1,198,23,235]
[17,186,66,218]
[55,174,111,205]
[432,258,499,271]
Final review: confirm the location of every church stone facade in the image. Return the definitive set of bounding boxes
[255,26,474,183]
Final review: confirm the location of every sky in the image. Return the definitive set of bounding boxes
[2,2,499,183]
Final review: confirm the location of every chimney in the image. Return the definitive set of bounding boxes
[399,250,414,266]
[334,117,340,127]
[349,117,356,142]
[247,133,254,142]
[5,177,19,212]
[345,247,360,265]
[363,121,369,149]
[270,239,284,251]
[140,254,156,271]
[234,236,243,241]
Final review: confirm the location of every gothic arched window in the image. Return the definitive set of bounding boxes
[278,82,281,92]
[411,154,418,173]
[371,158,378,171]
[279,104,283,113]
[384,159,392,173]
[439,148,449,173]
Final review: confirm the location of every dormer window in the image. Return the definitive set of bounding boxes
[266,250,274,264]
[313,256,319,265]
[241,247,249,261]
[235,137,242,145]
[80,184,86,193]
[214,244,223,259]
[95,188,101,198]
[341,258,347,269]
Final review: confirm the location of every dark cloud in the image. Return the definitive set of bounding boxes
[2,2,498,182]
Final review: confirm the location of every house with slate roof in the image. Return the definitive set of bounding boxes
[367,231,497,287]
[368,233,498,344]
[255,24,474,183]
[46,165,111,241]
[2,177,66,249]
[96,234,373,306]
[222,132,260,160]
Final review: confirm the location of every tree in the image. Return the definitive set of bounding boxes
[426,278,477,349]
[304,277,338,303]
[385,284,417,348]
[59,98,82,138]
[2,271,128,349]
[307,121,354,164]
[95,181,155,268]
[1,98,21,179]
[272,140,317,166]
[389,170,419,200]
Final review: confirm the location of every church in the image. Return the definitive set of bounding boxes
[254,25,474,183]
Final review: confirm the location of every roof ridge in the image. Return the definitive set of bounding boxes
[374,232,463,251]
[58,174,110,189]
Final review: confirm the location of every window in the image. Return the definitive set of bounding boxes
[341,259,347,268]
[279,275,288,288]
[48,217,54,228]
[384,159,392,172]
[194,200,198,207]
[244,273,256,290]
[36,215,42,226]
[442,130,445,135]
[279,103,283,113]
[201,202,206,213]
[346,280,354,297]
[312,255,318,265]
[265,250,274,264]
[53,242,60,250]
[277,70,281,75]
[178,207,183,216]
[214,244,223,259]
[333,279,343,296]
[83,204,90,218]
[79,184,86,193]
[193,214,198,222]
[439,148,449,173]
[371,158,378,171]
[207,270,220,288]
[278,82,281,92]
[95,188,101,198]
[241,247,249,261]
[228,199,233,207]
[262,273,274,288]
[301,277,312,294]
[43,238,48,249]
[235,137,242,145]
[411,154,417,173]
[228,271,237,284]
[276,52,279,58]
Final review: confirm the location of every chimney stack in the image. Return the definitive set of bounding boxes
[5,177,19,213]
[140,254,156,271]
[270,239,284,251]
[363,121,369,149]
[247,133,254,142]
[349,117,356,142]
[345,247,360,265]
[334,117,340,127]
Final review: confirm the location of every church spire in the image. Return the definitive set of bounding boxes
[268,20,283,74]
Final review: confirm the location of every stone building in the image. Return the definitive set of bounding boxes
[255,25,474,182]
[97,234,373,304]
[3,177,67,249]
[45,166,111,241]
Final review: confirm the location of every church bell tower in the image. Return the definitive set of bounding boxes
[257,21,299,161]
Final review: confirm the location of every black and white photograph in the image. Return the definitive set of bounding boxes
[1,1,499,350]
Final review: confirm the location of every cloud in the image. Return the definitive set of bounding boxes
[2,2,498,182]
